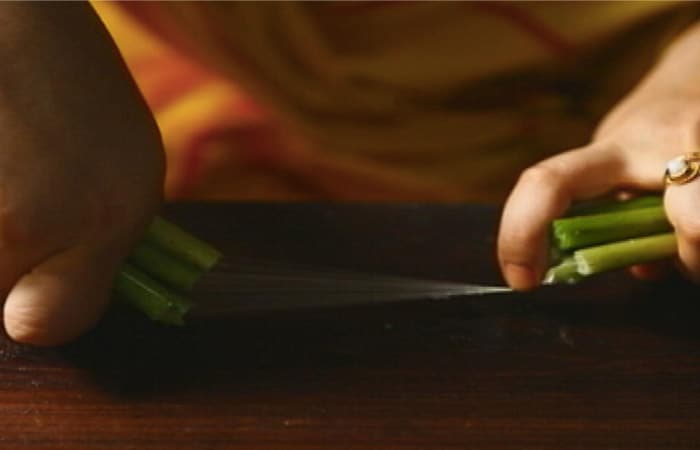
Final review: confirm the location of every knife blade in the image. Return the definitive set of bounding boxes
[190,257,512,315]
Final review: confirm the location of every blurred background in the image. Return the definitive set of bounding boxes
[92,1,700,203]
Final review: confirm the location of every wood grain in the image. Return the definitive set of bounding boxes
[0,203,698,449]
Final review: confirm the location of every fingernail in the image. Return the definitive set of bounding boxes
[504,263,537,291]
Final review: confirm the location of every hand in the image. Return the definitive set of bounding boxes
[0,3,164,345]
[498,41,700,290]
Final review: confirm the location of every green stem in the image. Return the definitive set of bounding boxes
[145,216,221,270]
[543,257,583,285]
[552,205,670,251]
[565,195,662,217]
[574,233,677,276]
[114,263,193,326]
[128,240,203,292]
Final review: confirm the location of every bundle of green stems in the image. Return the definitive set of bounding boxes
[545,195,676,284]
[114,217,221,324]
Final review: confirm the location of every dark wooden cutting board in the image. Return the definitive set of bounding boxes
[0,203,698,449]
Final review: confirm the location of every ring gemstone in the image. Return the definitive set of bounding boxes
[667,156,689,179]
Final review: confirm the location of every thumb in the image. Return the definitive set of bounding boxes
[3,242,121,346]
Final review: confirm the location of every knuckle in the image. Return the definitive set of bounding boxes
[518,163,566,190]
[516,164,569,206]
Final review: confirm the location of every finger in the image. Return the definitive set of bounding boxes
[498,144,626,290]
[664,178,700,283]
[2,240,124,346]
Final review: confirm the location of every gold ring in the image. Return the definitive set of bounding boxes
[664,152,700,186]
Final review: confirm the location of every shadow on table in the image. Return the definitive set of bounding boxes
[48,271,700,397]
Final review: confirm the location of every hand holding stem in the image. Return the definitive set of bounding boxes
[498,22,700,289]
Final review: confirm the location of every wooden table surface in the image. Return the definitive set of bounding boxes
[1,203,699,449]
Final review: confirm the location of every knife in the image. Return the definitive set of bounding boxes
[189,257,513,316]
[117,215,512,324]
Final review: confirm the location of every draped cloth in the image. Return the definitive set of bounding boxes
[92,1,695,202]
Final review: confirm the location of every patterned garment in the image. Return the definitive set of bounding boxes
[92,1,696,202]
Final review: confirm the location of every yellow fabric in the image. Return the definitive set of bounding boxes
[92,1,695,202]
